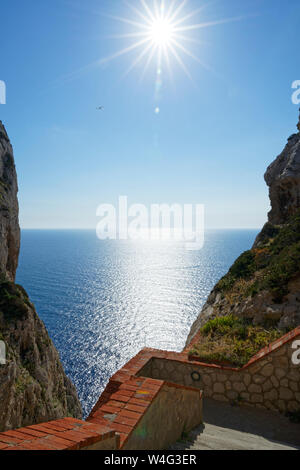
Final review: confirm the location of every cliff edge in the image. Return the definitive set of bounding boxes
[0,121,82,431]
[0,123,20,282]
[264,116,300,226]
[186,111,300,349]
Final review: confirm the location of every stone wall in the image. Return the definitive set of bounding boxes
[87,356,204,451]
[123,384,203,450]
[82,435,119,450]
[139,340,300,414]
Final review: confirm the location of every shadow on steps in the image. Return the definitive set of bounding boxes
[171,398,300,451]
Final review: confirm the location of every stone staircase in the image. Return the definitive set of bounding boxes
[171,398,300,451]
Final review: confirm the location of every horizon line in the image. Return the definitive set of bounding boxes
[20,227,261,231]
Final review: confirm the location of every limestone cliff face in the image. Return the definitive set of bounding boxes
[264,118,300,226]
[186,112,300,346]
[0,122,82,431]
[0,122,20,281]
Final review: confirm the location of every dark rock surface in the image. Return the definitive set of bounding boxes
[265,111,300,226]
[0,122,20,281]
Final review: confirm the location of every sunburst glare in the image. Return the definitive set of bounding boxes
[150,18,174,46]
[104,0,245,83]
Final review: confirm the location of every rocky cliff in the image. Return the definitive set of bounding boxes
[0,121,82,431]
[0,123,20,282]
[263,116,300,226]
[187,111,300,347]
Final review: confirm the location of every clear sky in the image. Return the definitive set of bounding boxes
[0,0,299,229]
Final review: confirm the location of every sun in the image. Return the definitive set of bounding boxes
[102,0,245,84]
[149,18,174,46]
[105,0,211,80]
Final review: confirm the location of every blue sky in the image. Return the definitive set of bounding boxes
[0,0,299,229]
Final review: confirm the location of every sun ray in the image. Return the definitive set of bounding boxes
[154,0,162,20]
[165,0,177,21]
[157,44,163,70]
[162,43,174,86]
[168,0,188,23]
[104,13,147,30]
[59,1,253,90]
[171,0,216,27]
[101,37,151,64]
[124,0,153,26]
[106,31,151,39]
[122,40,155,79]
[170,37,214,73]
[139,44,158,82]
[160,0,166,19]
[140,0,157,23]
[172,6,209,27]
[173,33,210,47]
[168,42,193,81]
[173,15,250,33]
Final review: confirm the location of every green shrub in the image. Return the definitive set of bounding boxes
[216,210,300,302]
[261,241,300,301]
[190,315,283,367]
[201,314,236,334]
[256,222,280,246]
[0,282,28,319]
[216,251,256,292]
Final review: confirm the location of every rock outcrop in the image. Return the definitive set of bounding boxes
[0,121,82,431]
[264,110,300,226]
[186,111,300,346]
[0,123,20,281]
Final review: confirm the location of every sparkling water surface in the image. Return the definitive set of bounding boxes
[16,229,258,417]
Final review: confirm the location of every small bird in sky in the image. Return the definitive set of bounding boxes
[97,106,104,110]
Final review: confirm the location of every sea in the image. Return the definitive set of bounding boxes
[16,229,258,417]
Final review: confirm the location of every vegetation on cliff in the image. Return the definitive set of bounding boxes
[189,314,284,367]
[189,213,300,365]
[0,278,82,431]
[216,209,300,303]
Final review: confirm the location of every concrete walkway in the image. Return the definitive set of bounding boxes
[171,399,300,451]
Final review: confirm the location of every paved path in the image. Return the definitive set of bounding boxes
[171,399,300,451]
